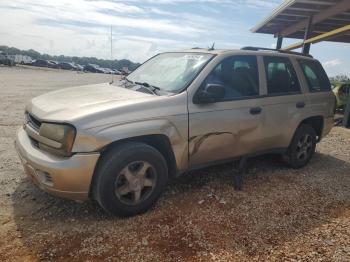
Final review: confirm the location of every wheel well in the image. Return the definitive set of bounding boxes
[101,135,177,177]
[89,134,178,198]
[299,116,324,141]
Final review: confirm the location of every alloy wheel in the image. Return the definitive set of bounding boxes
[296,134,313,161]
[114,161,157,206]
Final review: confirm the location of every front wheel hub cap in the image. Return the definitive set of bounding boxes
[114,161,157,206]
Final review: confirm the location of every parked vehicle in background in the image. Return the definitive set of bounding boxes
[22,56,34,65]
[58,62,77,70]
[120,67,131,75]
[333,82,350,109]
[48,60,59,69]
[112,69,122,75]
[31,60,62,69]
[84,64,104,73]
[75,64,84,71]
[15,48,335,217]
[0,52,15,66]
[31,59,51,67]
[7,54,33,65]
[103,68,115,74]
[98,68,108,74]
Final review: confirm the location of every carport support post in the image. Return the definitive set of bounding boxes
[276,36,283,50]
[302,15,313,54]
[343,92,350,128]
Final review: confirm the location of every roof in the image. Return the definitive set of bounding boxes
[251,0,350,43]
[179,48,317,60]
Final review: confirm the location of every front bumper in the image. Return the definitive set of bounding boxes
[15,128,100,201]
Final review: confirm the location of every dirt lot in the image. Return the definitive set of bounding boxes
[0,66,349,261]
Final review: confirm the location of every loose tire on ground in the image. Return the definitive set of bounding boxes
[93,142,168,217]
[283,124,317,169]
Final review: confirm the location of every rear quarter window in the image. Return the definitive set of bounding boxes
[298,60,331,92]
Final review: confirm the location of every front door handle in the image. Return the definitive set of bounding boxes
[250,107,262,115]
[296,101,306,108]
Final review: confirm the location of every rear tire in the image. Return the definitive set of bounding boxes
[94,142,168,217]
[283,124,317,169]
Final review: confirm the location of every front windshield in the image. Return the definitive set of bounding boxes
[127,52,214,93]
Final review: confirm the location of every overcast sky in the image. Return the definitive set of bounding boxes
[0,0,349,76]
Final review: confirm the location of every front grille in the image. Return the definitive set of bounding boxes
[25,112,41,148]
[31,138,40,148]
[36,170,54,187]
[26,112,42,131]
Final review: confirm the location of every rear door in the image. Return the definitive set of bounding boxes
[257,56,308,150]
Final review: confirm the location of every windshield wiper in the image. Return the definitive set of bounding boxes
[134,81,160,95]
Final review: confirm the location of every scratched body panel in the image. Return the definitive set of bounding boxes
[188,99,262,166]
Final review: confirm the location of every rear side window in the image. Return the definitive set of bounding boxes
[340,84,350,95]
[298,60,331,92]
[345,84,350,95]
[264,56,301,95]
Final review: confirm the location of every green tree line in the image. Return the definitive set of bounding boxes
[0,45,140,70]
[329,75,350,85]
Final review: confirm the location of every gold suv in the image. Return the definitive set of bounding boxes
[15,47,335,216]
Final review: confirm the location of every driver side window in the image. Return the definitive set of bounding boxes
[202,55,260,101]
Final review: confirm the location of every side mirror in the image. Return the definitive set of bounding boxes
[194,83,225,104]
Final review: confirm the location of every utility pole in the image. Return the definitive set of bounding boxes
[110,26,113,62]
[110,26,114,84]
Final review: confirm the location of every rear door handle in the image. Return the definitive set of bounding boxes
[250,107,262,115]
[296,101,306,108]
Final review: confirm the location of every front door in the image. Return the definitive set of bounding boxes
[188,55,265,167]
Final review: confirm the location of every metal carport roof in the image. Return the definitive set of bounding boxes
[252,0,350,127]
[251,0,350,43]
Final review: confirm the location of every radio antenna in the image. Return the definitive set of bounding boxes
[208,42,215,51]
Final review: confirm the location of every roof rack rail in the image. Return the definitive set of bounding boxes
[241,46,313,58]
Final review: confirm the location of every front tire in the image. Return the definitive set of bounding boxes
[283,124,317,169]
[94,142,168,217]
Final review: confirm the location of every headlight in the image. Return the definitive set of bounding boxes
[39,123,76,156]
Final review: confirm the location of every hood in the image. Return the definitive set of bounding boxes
[27,83,157,123]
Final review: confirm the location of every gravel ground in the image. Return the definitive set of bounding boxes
[0,66,349,261]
